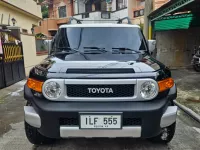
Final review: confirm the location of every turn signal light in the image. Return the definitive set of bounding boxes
[27,78,44,93]
[158,78,174,92]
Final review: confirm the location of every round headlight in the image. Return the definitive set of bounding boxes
[43,81,61,99]
[140,81,158,100]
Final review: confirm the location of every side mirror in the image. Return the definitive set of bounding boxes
[44,40,52,55]
[148,40,156,55]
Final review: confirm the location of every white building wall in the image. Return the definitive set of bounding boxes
[0,4,40,34]
[73,8,128,24]
[78,0,85,14]
[73,1,79,14]
[111,8,128,20]
[21,34,47,75]
[111,0,117,11]
[72,0,129,23]
[2,0,42,18]
[73,14,82,20]
[73,12,112,24]
[101,1,107,11]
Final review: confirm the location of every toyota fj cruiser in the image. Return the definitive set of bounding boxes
[24,18,177,145]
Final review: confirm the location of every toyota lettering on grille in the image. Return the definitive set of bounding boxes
[88,88,114,94]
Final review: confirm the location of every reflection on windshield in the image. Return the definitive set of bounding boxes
[53,27,146,53]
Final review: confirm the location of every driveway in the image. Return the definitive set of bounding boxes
[0,116,200,150]
[172,69,200,115]
[0,69,200,150]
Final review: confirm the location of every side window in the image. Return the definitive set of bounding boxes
[58,6,67,18]
[133,9,144,18]
[139,40,146,50]
[52,32,58,52]
[139,30,146,50]
[53,29,69,50]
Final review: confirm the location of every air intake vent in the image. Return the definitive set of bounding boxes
[60,117,142,126]
[67,84,135,97]
[66,68,135,74]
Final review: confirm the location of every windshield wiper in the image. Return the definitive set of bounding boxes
[56,47,79,53]
[84,47,108,53]
[112,48,141,54]
[54,47,88,60]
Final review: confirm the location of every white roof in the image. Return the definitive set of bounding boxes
[60,23,140,28]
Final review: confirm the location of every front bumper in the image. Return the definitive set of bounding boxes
[24,106,177,138]
[24,85,177,139]
[60,126,141,138]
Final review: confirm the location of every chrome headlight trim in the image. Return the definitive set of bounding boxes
[42,79,65,100]
[42,78,158,101]
[139,80,159,100]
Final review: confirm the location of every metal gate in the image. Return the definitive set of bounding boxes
[0,30,25,88]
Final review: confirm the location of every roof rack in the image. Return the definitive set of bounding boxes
[117,17,132,24]
[68,17,132,24]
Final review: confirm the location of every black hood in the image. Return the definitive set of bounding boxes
[30,53,171,81]
[38,53,164,72]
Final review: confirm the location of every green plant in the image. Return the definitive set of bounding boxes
[39,0,48,18]
[40,44,46,51]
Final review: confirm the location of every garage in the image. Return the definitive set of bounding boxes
[149,0,200,68]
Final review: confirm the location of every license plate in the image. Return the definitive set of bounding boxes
[80,114,122,129]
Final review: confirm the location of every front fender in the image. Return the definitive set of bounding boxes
[168,84,177,105]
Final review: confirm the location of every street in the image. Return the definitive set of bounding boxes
[0,70,200,150]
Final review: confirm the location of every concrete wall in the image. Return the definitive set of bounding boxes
[129,0,168,25]
[21,34,47,75]
[1,0,42,18]
[128,0,136,19]
[34,18,58,37]
[131,16,144,25]
[0,4,39,34]
[153,0,169,10]
[128,0,145,25]
[156,28,200,68]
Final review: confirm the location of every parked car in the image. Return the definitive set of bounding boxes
[24,19,177,145]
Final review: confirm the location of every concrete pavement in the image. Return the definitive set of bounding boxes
[0,80,26,136]
[172,69,200,115]
[0,116,200,150]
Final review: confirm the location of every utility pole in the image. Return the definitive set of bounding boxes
[144,0,153,40]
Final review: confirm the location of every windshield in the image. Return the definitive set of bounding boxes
[52,27,146,53]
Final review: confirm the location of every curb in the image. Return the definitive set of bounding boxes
[173,100,200,123]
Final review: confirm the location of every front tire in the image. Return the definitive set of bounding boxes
[149,122,176,144]
[25,121,54,145]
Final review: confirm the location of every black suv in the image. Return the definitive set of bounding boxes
[24,20,177,145]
